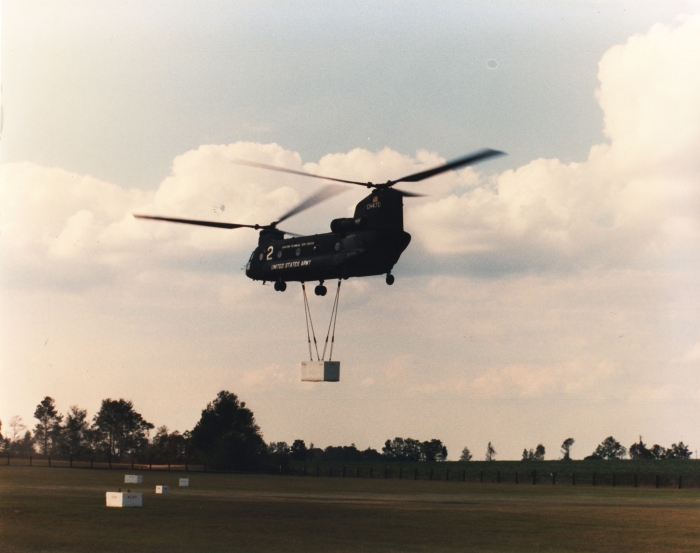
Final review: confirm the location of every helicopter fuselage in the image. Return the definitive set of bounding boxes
[245,188,411,284]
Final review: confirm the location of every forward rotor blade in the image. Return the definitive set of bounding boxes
[394,189,427,198]
[274,184,348,225]
[394,148,506,184]
[133,214,259,230]
[233,159,370,187]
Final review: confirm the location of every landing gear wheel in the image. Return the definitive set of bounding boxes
[315,285,327,296]
[386,274,395,285]
[274,281,287,292]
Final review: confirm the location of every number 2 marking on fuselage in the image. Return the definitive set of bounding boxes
[266,246,274,260]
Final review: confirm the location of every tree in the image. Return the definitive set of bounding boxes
[485,442,496,461]
[60,406,91,460]
[190,391,266,471]
[420,439,446,462]
[560,438,575,460]
[629,436,654,460]
[667,442,692,459]
[459,447,472,462]
[382,438,422,461]
[521,444,545,461]
[92,398,154,460]
[290,439,308,461]
[34,397,63,456]
[593,436,626,460]
[8,416,26,442]
[5,416,32,455]
[268,442,291,456]
[650,444,668,459]
[151,426,187,464]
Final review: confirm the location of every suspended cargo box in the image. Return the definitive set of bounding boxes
[124,475,142,484]
[301,361,340,382]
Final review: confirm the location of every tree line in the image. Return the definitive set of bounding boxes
[0,392,693,471]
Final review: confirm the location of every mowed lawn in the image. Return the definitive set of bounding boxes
[2,466,700,553]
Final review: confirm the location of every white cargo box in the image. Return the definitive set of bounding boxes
[155,485,170,494]
[301,361,340,382]
[106,492,142,507]
[179,478,189,487]
[124,475,142,484]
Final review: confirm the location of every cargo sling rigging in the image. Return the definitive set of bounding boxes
[301,280,341,362]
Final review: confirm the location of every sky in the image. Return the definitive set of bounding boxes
[2,0,700,460]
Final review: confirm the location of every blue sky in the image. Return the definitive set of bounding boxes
[2,1,700,460]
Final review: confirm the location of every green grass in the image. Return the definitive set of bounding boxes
[2,465,700,552]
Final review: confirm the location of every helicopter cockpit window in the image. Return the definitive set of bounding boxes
[277,250,282,259]
[295,248,301,257]
[258,252,263,261]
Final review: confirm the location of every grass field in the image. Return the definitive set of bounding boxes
[2,466,700,552]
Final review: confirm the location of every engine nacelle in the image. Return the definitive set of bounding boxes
[330,217,367,234]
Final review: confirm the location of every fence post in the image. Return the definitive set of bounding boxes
[497,470,500,483]
[656,474,660,488]
[70,457,73,468]
[370,467,373,478]
[149,457,152,470]
[330,467,333,477]
[679,475,682,489]
[399,467,402,479]
[279,465,283,475]
[572,472,575,486]
[415,467,418,480]
[317,465,320,477]
[430,468,433,480]
[480,470,483,483]
[48,456,51,467]
[613,473,616,487]
[552,472,556,485]
[463,469,466,482]
[385,467,388,479]
[132,459,134,470]
[593,473,596,486]
[515,472,518,484]
[634,473,637,488]
[532,471,536,485]
[186,460,189,472]
[29,456,32,466]
[446,469,449,481]
[90,458,93,469]
[168,461,171,471]
[304,465,307,476]
[342,467,345,478]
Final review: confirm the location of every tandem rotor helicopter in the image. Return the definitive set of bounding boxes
[134,148,504,295]
[135,147,503,380]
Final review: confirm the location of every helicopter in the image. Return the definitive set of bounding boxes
[134,148,504,296]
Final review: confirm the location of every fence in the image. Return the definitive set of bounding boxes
[3,454,205,472]
[4,455,698,489]
[284,462,700,489]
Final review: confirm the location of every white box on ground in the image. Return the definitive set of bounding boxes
[124,475,142,484]
[155,485,170,494]
[301,361,340,382]
[179,478,189,487]
[106,492,142,507]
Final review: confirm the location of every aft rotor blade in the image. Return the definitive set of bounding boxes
[133,214,259,230]
[233,159,370,187]
[274,184,348,225]
[394,148,506,184]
